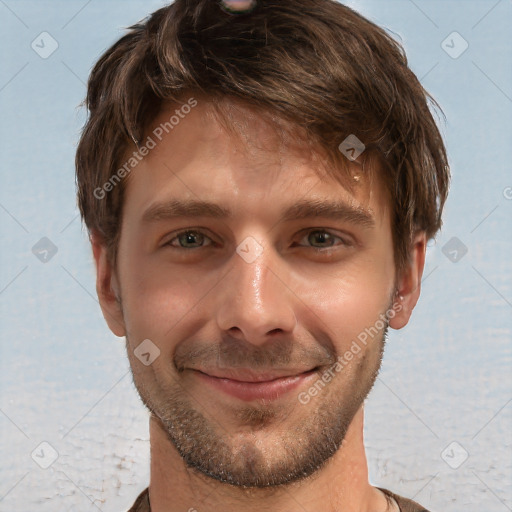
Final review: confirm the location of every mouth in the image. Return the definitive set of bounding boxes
[191,367,320,402]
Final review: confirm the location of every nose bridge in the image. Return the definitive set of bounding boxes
[216,235,297,344]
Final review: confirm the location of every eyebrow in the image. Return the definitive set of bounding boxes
[141,198,375,228]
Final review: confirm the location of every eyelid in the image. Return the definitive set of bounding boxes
[163,228,215,248]
[296,228,354,249]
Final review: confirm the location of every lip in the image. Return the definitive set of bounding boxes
[192,368,319,401]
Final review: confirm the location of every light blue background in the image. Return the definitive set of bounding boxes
[1,1,511,510]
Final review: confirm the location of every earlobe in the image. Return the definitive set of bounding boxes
[389,231,427,330]
[91,231,126,337]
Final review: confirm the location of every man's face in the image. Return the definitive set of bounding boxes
[102,98,400,487]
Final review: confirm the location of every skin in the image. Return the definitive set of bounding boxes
[220,0,257,14]
[92,96,426,512]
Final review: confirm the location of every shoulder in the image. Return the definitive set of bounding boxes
[124,485,428,512]
[378,487,431,512]
[126,487,150,512]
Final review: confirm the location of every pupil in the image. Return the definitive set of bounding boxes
[181,232,201,247]
[311,231,330,246]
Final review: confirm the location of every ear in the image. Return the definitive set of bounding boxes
[91,230,126,337]
[389,231,427,330]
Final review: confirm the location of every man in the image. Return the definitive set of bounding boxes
[75,0,450,510]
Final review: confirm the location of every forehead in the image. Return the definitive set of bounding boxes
[152,96,320,174]
[123,96,390,224]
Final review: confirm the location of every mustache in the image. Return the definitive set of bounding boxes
[174,335,337,371]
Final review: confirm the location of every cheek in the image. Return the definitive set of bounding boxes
[298,256,393,352]
[118,247,215,345]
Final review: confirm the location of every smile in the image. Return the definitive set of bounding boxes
[192,368,319,401]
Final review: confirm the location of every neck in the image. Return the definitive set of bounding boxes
[147,405,389,512]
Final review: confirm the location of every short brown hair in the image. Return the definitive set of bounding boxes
[76,0,450,277]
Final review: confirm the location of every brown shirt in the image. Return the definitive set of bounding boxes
[126,486,430,511]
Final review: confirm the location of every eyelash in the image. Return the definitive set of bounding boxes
[163,228,353,252]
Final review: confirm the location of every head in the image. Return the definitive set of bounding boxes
[76,0,449,489]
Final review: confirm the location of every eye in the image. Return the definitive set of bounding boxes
[164,229,214,249]
[163,228,352,252]
[296,229,352,250]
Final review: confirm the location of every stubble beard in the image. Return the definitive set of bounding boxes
[128,325,388,489]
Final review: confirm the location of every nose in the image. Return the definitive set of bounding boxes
[215,237,297,346]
